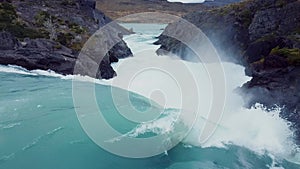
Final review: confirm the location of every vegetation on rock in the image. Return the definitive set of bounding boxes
[0,2,49,39]
[33,9,87,51]
[270,47,300,66]
[0,0,133,79]
[155,0,300,141]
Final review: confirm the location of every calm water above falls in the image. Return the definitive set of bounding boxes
[0,23,300,169]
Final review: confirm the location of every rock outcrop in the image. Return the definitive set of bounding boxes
[0,31,76,75]
[0,0,132,79]
[155,0,300,141]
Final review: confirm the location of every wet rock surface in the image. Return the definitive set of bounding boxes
[155,0,300,141]
[0,0,132,79]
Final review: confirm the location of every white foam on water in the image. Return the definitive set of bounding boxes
[108,51,299,161]
[22,127,63,151]
[0,24,299,164]
[0,64,66,78]
[0,65,36,75]
[104,29,300,164]
[1,122,21,129]
[107,109,181,143]
[0,64,102,84]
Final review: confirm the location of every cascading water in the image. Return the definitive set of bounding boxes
[0,23,299,169]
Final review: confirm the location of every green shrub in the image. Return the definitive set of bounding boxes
[56,32,74,46]
[0,2,17,23]
[254,34,276,43]
[253,57,265,64]
[275,0,288,7]
[239,9,252,28]
[0,3,50,39]
[53,44,62,49]
[34,11,51,26]
[67,22,85,34]
[71,25,85,34]
[60,0,76,6]
[70,42,83,51]
[270,47,300,65]
[0,22,49,39]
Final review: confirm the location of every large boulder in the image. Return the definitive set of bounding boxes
[0,0,132,79]
[0,34,76,75]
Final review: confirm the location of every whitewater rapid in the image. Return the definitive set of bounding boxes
[0,23,299,167]
[104,23,300,164]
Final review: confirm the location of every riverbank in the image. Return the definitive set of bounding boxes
[155,0,300,141]
[0,0,132,79]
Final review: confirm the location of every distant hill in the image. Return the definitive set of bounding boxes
[203,0,242,6]
[96,0,242,22]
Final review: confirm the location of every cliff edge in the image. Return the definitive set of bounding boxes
[155,0,300,141]
[0,0,132,79]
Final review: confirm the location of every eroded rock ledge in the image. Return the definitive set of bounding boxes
[0,0,132,79]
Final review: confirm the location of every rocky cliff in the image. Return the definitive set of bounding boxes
[155,0,300,141]
[0,0,132,79]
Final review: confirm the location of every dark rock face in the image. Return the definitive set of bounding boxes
[243,36,291,64]
[0,32,76,75]
[0,0,132,79]
[155,0,300,141]
[156,0,300,63]
[155,2,250,63]
[0,32,20,50]
[241,66,300,142]
[79,0,96,9]
[248,1,300,41]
